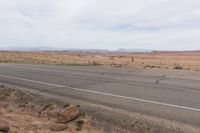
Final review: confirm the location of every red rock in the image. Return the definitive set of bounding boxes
[60,105,80,123]
[50,123,67,131]
[0,122,9,132]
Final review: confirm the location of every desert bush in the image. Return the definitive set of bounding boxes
[173,63,183,70]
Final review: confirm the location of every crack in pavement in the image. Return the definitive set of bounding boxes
[155,75,167,84]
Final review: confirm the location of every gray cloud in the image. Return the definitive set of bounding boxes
[0,0,200,50]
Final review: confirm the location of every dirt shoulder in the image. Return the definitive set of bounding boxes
[0,82,199,133]
[0,84,101,133]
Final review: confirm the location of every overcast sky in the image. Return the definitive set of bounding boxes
[0,0,200,50]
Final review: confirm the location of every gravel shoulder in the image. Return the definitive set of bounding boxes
[0,82,199,133]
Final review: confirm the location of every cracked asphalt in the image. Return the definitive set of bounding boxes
[0,63,200,127]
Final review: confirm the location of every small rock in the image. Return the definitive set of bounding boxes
[50,123,67,131]
[83,119,92,128]
[0,85,4,88]
[60,105,80,123]
[0,122,9,132]
[40,104,62,118]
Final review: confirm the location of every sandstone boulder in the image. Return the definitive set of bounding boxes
[60,105,80,123]
[40,104,62,118]
[50,123,67,131]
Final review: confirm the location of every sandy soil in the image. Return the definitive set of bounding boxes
[0,51,200,71]
[0,85,101,133]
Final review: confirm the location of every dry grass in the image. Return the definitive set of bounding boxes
[0,51,200,71]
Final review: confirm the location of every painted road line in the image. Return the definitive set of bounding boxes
[0,74,65,88]
[0,74,200,112]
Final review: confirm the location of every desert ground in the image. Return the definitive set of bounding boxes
[0,83,101,133]
[0,51,200,71]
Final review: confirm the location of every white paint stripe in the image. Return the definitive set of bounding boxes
[0,75,65,88]
[66,86,200,112]
[0,74,200,112]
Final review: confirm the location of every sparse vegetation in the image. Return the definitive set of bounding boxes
[174,66,183,70]
[63,103,70,108]
[76,120,85,131]
[0,83,99,133]
[173,64,183,70]
[144,65,161,69]
[0,51,200,71]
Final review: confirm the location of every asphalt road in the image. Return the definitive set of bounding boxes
[0,63,200,127]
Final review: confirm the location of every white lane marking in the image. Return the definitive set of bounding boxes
[0,74,200,112]
[0,75,65,88]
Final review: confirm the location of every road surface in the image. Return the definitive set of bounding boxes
[0,63,199,127]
